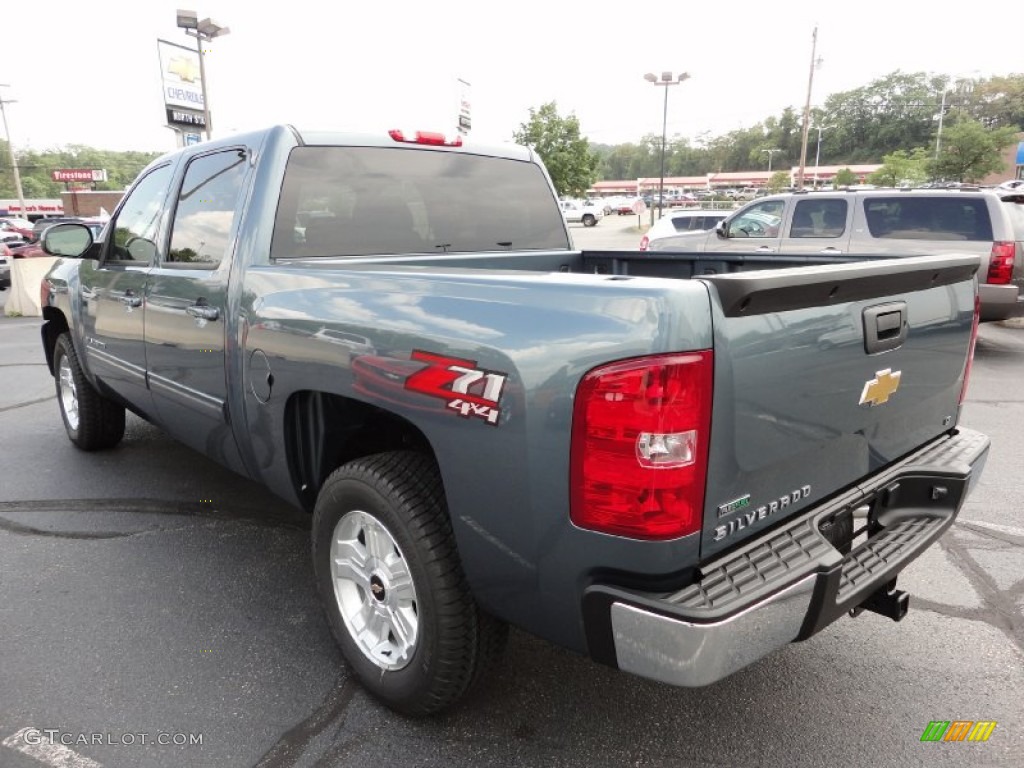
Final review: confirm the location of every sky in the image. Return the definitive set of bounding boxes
[2,0,1023,156]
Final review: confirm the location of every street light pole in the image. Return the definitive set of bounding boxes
[176,10,230,142]
[644,71,690,219]
[813,126,825,187]
[761,148,781,174]
[0,85,26,218]
[935,84,948,160]
[796,26,822,191]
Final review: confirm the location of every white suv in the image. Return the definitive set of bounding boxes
[640,209,728,251]
[559,199,604,227]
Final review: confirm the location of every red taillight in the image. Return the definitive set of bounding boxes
[987,241,1015,284]
[959,294,980,405]
[388,129,462,147]
[639,235,649,251]
[570,352,713,540]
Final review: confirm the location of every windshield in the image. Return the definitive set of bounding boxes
[271,146,570,258]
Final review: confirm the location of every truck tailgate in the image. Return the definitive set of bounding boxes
[697,254,981,558]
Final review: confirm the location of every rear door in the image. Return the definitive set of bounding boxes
[698,254,979,557]
[145,147,250,467]
[778,196,853,255]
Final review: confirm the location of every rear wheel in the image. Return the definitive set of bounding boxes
[312,451,507,715]
[53,333,125,450]
[582,214,596,227]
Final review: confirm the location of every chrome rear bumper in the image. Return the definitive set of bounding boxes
[583,428,990,687]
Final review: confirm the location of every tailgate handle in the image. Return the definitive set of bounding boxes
[863,302,907,354]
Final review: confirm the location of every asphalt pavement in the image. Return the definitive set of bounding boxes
[1,260,1022,768]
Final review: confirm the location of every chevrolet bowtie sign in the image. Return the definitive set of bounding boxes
[158,39,205,112]
[859,368,902,407]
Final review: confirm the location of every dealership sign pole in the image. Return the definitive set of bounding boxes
[157,38,208,147]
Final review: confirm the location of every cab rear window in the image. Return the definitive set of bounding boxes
[863,197,993,241]
[271,146,570,258]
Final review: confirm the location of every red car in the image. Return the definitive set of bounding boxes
[0,242,11,289]
[0,219,33,241]
[10,219,106,258]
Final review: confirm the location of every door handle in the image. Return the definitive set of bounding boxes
[120,294,143,308]
[186,304,220,321]
[755,246,775,253]
[819,247,843,254]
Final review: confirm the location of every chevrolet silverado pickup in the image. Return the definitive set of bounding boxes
[38,125,989,715]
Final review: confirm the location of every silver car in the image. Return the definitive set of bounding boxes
[649,189,1024,321]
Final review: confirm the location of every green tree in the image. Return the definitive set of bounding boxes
[928,119,1020,182]
[767,170,791,191]
[834,168,858,187]
[0,140,160,199]
[869,148,930,187]
[513,102,598,198]
[966,74,1024,130]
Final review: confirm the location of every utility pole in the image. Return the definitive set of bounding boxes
[796,26,821,191]
[0,84,27,218]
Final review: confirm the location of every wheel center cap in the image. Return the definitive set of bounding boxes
[369,574,386,602]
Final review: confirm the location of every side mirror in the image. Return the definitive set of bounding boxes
[715,220,729,239]
[41,223,94,258]
[125,236,158,263]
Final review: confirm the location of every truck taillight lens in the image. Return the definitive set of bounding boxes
[639,235,649,251]
[960,294,980,405]
[570,352,713,540]
[987,242,1016,284]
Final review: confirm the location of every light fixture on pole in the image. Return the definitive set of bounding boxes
[0,84,26,218]
[761,148,782,174]
[644,71,690,219]
[176,9,230,141]
[934,72,978,160]
[796,26,823,190]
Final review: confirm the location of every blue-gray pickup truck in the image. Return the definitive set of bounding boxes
[38,125,990,715]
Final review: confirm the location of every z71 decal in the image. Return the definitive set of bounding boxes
[404,350,508,426]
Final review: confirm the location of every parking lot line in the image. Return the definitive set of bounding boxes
[2,727,103,768]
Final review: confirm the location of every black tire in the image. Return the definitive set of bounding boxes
[53,333,126,451]
[312,451,507,716]
[582,214,596,227]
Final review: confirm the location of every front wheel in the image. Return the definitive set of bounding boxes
[312,451,507,715]
[53,333,125,450]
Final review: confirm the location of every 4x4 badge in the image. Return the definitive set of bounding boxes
[859,368,901,406]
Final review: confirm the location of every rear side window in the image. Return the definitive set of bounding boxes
[671,215,723,232]
[167,149,248,267]
[789,199,848,238]
[1002,200,1024,239]
[863,197,993,241]
[271,146,570,258]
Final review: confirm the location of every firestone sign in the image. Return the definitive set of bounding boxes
[51,169,108,183]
